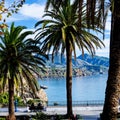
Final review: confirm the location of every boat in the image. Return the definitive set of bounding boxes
[40,85,48,89]
[100,69,103,74]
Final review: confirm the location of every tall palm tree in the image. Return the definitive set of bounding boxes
[45,0,120,119]
[35,0,104,118]
[73,0,120,119]
[101,1,120,119]
[76,1,120,119]
[45,0,108,27]
[0,22,47,120]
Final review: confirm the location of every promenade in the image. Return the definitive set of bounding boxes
[45,106,103,119]
[0,106,103,120]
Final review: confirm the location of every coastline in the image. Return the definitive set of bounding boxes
[40,67,108,78]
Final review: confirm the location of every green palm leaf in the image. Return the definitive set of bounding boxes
[35,0,104,118]
[0,22,47,118]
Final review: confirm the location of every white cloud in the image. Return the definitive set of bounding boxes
[105,20,111,31]
[5,15,27,23]
[105,14,111,31]
[19,3,45,20]
[96,38,110,58]
[3,3,46,23]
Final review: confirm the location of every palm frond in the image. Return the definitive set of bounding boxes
[0,22,47,96]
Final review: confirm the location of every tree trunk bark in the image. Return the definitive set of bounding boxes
[7,78,16,120]
[66,40,73,119]
[101,1,120,119]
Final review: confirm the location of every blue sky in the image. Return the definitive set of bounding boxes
[2,0,111,58]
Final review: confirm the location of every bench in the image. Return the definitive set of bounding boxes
[29,103,44,112]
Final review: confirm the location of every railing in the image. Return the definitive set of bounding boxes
[48,100,104,106]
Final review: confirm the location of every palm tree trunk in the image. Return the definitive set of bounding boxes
[101,1,120,119]
[7,78,16,120]
[66,40,73,118]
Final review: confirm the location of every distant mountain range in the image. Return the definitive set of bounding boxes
[77,53,109,67]
[42,53,109,76]
[46,53,109,68]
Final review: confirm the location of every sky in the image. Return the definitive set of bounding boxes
[2,0,111,58]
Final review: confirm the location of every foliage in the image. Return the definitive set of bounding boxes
[45,0,109,33]
[27,99,34,105]
[0,22,47,119]
[0,0,25,35]
[35,0,104,118]
[27,99,48,108]
[0,0,25,21]
[14,95,24,106]
[0,92,8,106]
[0,118,5,120]
[0,92,24,107]
[32,112,48,120]
[0,22,47,97]
[45,0,120,119]
[35,1,104,58]
[33,113,83,120]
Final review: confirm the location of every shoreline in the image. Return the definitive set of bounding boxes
[40,72,108,79]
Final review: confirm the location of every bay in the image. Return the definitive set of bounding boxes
[38,73,108,102]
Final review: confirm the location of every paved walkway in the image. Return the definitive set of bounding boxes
[0,106,103,120]
[45,106,102,119]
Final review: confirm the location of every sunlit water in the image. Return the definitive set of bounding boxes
[38,73,108,102]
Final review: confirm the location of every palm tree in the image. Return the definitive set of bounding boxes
[100,1,120,119]
[77,1,120,119]
[73,0,120,119]
[35,0,104,118]
[46,0,120,119]
[0,22,47,120]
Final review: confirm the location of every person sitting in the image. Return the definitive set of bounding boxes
[31,103,35,107]
[37,102,44,110]
[29,103,35,111]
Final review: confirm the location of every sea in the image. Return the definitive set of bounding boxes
[38,73,108,103]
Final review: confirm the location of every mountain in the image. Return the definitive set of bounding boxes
[42,53,109,77]
[46,53,66,67]
[46,53,109,68]
[77,53,109,67]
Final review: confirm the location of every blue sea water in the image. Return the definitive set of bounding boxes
[38,73,108,102]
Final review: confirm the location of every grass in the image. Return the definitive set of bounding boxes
[0,118,5,120]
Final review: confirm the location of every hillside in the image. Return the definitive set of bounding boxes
[77,53,109,67]
[41,53,109,77]
[46,53,109,67]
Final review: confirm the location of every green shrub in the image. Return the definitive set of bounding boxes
[32,113,83,120]
[0,117,5,120]
[54,114,66,120]
[0,93,9,106]
[14,95,24,106]
[27,99,43,106]
[27,99,34,105]
[33,112,48,120]
[0,92,24,107]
